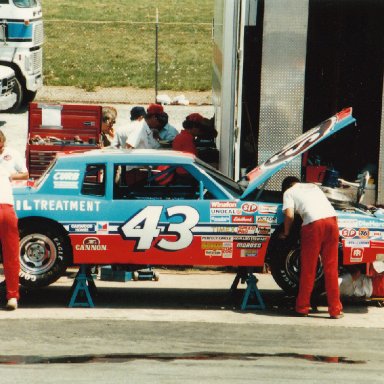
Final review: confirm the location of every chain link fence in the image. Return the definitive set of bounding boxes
[38,15,213,106]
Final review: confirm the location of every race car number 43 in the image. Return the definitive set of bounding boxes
[120,206,200,251]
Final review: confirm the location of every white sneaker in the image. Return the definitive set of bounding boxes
[6,298,18,310]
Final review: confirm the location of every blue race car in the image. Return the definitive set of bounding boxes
[9,108,384,294]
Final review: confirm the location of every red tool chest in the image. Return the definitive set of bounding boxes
[26,103,102,179]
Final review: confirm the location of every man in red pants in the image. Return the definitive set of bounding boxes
[280,176,343,319]
[0,165,20,310]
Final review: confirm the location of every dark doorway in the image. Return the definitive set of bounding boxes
[304,0,384,181]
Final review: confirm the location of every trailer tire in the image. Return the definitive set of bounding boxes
[19,223,72,288]
[268,226,325,296]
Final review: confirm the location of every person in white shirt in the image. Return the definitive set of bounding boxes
[280,176,343,319]
[111,106,146,148]
[0,130,28,180]
[125,109,152,149]
[0,165,20,310]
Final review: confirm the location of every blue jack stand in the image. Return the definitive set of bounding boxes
[240,274,266,311]
[69,265,96,308]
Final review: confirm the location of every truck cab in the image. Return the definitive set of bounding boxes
[0,0,43,111]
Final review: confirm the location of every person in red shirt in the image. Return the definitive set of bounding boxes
[172,113,204,155]
[156,113,203,186]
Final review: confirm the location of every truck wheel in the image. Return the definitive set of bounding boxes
[24,90,37,104]
[268,229,324,296]
[5,77,24,113]
[19,224,72,288]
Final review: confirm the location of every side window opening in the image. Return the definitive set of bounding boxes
[81,164,106,197]
[113,164,208,200]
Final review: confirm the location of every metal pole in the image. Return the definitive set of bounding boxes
[155,8,159,102]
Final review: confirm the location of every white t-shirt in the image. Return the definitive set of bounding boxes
[282,183,336,226]
[126,120,154,149]
[0,147,28,175]
[339,273,373,297]
[0,165,14,205]
[110,123,136,148]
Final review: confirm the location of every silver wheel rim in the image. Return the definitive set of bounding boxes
[20,234,58,276]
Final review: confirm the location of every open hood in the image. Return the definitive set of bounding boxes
[241,108,356,199]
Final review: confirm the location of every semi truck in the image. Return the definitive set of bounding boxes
[0,0,43,111]
[213,0,384,203]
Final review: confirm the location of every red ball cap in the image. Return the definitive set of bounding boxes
[186,113,204,123]
[147,103,164,115]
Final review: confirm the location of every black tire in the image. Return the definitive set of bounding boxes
[18,223,72,288]
[24,89,37,104]
[267,226,325,296]
[4,77,24,113]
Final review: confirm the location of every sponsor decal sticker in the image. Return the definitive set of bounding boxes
[240,250,259,257]
[202,236,233,242]
[202,242,226,250]
[236,225,257,235]
[232,215,254,224]
[241,202,258,213]
[234,236,267,242]
[53,170,80,189]
[258,205,277,214]
[211,216,231,223]
[257,224,271,235]
[68,223,96,233]
[75,237,107,251]
[345,239,370,248]
[210,208,242,215]
[97,222,109,232]
[256,216,277,224]
[15,199,101,212]
[350,248,364,262]
[340,228,357,238]
[358,228,369,239]
[210,201,237,208]
[236,242,263,249]
[205,250,223,257]
[212,226,235,234]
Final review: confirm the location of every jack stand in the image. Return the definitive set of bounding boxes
[240,274,266,311]
[69,265,97,308]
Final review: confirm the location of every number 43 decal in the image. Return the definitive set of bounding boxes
[120,206,199,251]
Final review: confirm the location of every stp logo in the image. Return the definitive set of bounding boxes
[341,228,357,238]
[241,203,257,213]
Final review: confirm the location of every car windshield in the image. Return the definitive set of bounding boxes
[196,159,243,197]
[12,0,37,7]
[33,158,57,188]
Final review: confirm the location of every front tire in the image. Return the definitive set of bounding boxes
[268,227,325,295]
[19,223,72,288]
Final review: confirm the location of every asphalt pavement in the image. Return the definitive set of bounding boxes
[0,271,383,383]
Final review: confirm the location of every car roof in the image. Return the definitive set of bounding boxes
[56,148,196,165]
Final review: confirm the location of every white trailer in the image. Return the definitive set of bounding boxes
[213,0,384,203]
[0,0,43,111]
